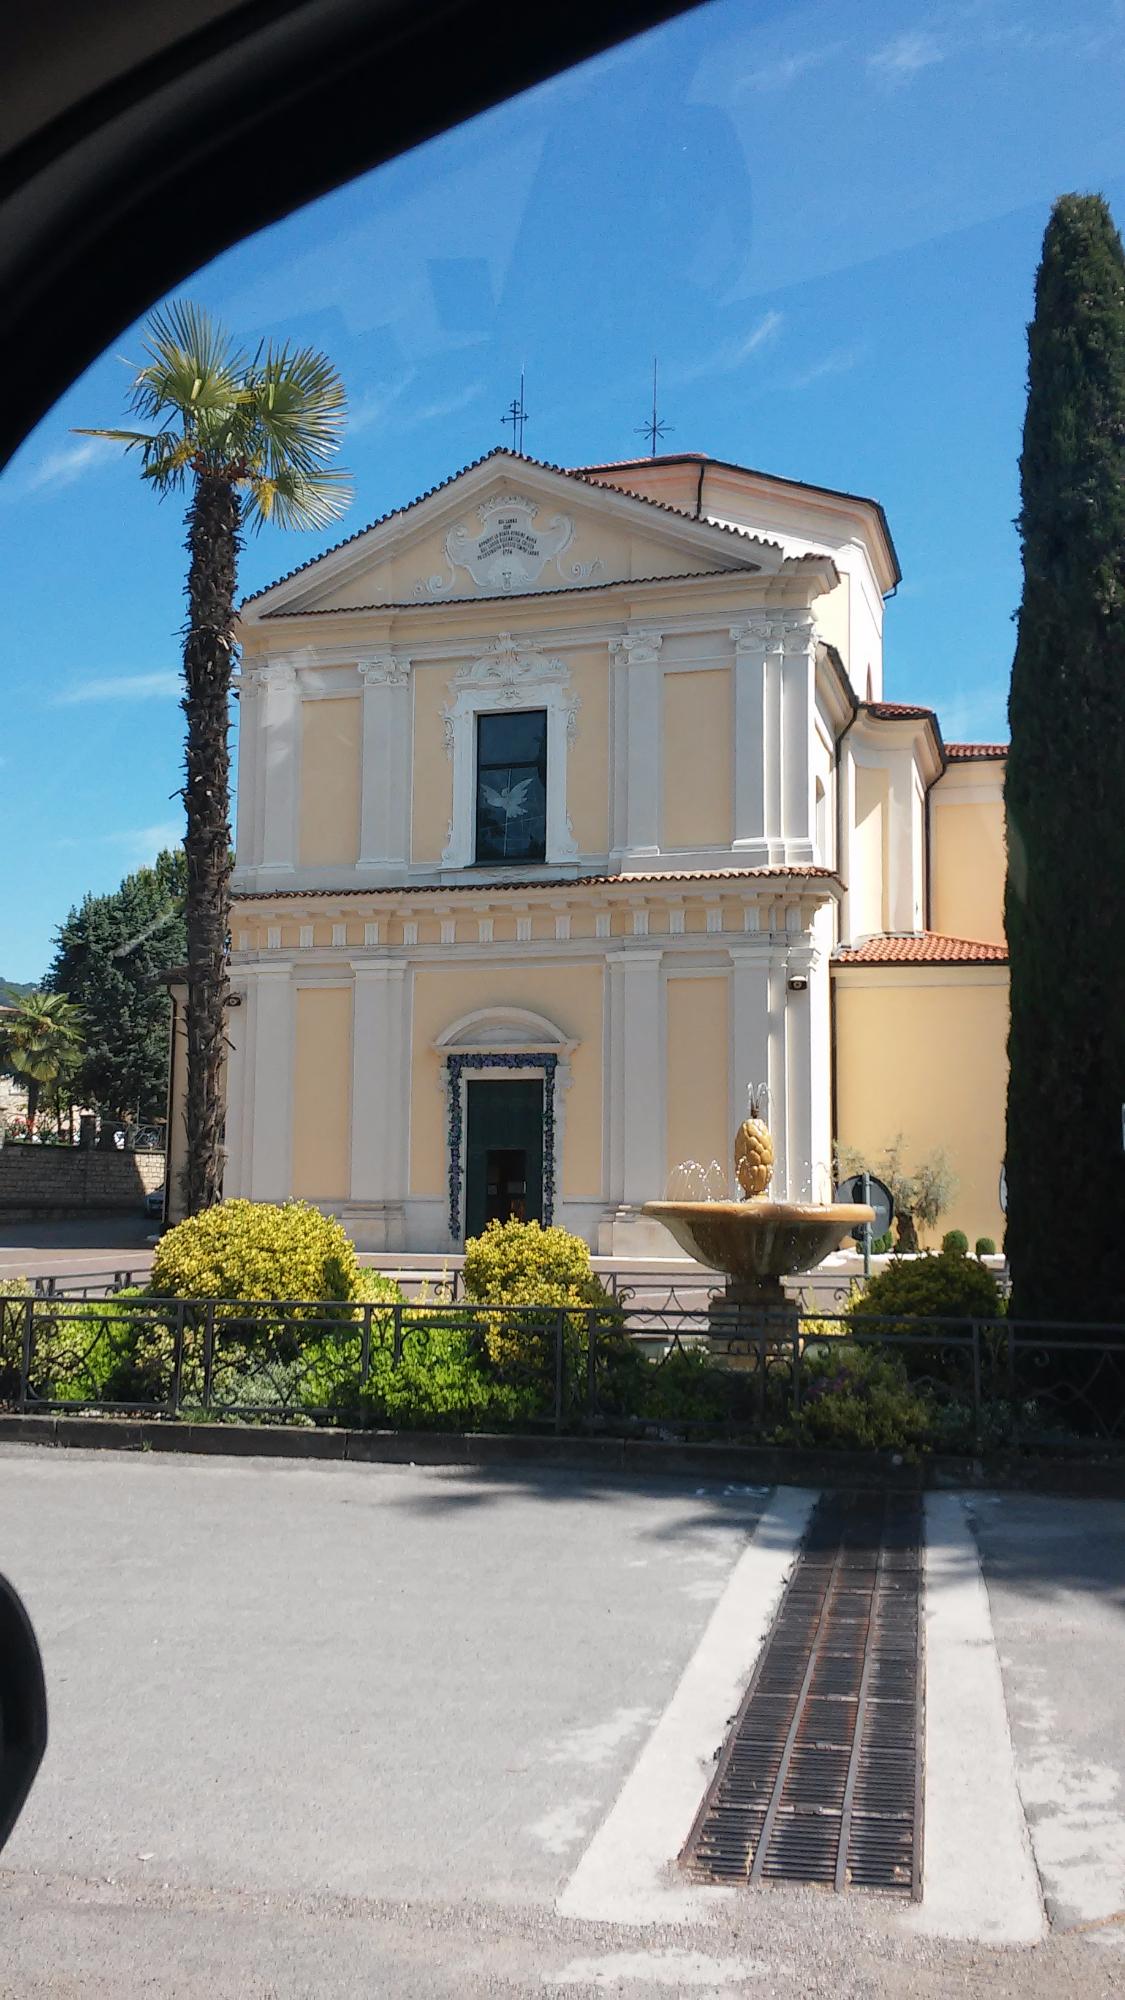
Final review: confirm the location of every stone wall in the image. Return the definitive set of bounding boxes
[0,1146,164,1214]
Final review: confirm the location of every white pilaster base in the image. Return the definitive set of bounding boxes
[340,1201,406,1251]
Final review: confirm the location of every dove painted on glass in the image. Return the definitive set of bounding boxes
[481,776,535,820]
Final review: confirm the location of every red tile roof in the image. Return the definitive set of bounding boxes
[862,700,937,722]
[573,453,901,583]
[233,866,839,902]
[834,932,1007,965]
[945,742,1007,761]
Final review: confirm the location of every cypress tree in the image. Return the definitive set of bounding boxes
[1005,194,1125,1324]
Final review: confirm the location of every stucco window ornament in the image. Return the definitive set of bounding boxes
[441,636,579,867]
[414,494,574,599]
[445,1053,558,1238]
[452,632,569,700]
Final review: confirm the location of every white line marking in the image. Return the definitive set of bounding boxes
[904,1492,1045,1944]
[557,1485,817,1925]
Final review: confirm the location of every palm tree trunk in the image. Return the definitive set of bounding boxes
[181,472,240,1215]
[26,1079,39,1138]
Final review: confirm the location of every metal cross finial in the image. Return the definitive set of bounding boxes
[501,369,528,453]
[636,356,672,457]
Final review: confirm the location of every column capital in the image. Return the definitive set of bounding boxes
[359,651,412,687]
[730,610,815,655]
[244,656,301,691]
[609,628,663,667]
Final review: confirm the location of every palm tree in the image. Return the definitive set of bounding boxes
[0,993,85,1138]
[79,302,351,1214]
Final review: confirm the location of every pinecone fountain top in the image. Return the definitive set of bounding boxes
[643,1086,874,1305]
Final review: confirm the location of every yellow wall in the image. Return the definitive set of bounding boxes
[298,697,360,866]
[666,975,729,1176]
[410,664,453,864]
[409,964,604,1197]
[662,671,732,847]
[291,985,352,1200]
[834,968,1008,1246]
[852,764,888,935]
[931,793,1006,944]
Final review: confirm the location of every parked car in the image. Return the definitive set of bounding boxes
[145,1184,165,1219]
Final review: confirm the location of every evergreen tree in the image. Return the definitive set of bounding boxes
[1005,194,1125,1322]
[48,850,187,1123]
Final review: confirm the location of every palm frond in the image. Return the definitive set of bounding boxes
[242,463,353,533]
[128,301,246,433]
[244,343,348,478]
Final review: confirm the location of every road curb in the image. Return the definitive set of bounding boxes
[1,1412,1124,1494]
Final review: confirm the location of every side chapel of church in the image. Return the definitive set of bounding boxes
[192,448,1007,1254]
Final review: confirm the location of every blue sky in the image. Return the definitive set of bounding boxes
[3,0,1125,981]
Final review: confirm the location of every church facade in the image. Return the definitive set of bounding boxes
[217,449,1008,1255]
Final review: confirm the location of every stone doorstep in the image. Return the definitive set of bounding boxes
[2,1411,1125,1497]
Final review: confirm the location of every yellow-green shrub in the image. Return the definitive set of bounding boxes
[149,1200,360,1314]
[462,1218,617,1369]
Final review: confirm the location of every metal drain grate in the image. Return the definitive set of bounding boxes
[683,1491,924,1898]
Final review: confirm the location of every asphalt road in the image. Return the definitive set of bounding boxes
[0,1453,1122,1997]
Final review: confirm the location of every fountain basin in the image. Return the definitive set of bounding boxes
[642,1199,875,1301]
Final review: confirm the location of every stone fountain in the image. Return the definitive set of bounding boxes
[643,1088,873,1352]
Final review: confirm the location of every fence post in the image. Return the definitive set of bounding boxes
[555,1307,566,1434]
[970,1319,982,1455]
[586,1307,597,1421]
[756,1322,767,1433]
[1007,1320,1019,1448]
[20,1298,34,1411]
[790,1314,802,1419]
[360,1301,373,1387]
[170,1300,185,1418]
[392,1300,403,1367]
[201,1301,215,1412]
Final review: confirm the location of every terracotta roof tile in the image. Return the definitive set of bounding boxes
[945,741,1008,760]
[862,700,937,722]
[241,447,810,610]
[834,932,1007,965]
[233,866,839,902]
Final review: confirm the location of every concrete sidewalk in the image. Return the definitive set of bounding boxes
[0,1452,1122,1995]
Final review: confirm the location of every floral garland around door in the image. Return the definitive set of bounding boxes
[447,1051,557,1239]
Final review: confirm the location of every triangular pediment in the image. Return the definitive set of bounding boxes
[243,450,790,620]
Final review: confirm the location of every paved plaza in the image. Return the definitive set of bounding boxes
[0,1450,1123,1995]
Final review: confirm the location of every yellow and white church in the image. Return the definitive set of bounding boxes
[208,448,1007,1255]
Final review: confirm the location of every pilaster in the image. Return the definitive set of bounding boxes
[249,659,301,875]
[357,654,412,873]
[609,629,663,861]
[604,946,665,1211]
[730,612,816,865]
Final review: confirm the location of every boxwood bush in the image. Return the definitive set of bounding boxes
[849,1246,1003,1327]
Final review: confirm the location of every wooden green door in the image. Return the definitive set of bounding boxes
[463,1078,544,1242]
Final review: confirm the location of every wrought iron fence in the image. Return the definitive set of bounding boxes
[1,1290,1124,1453]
